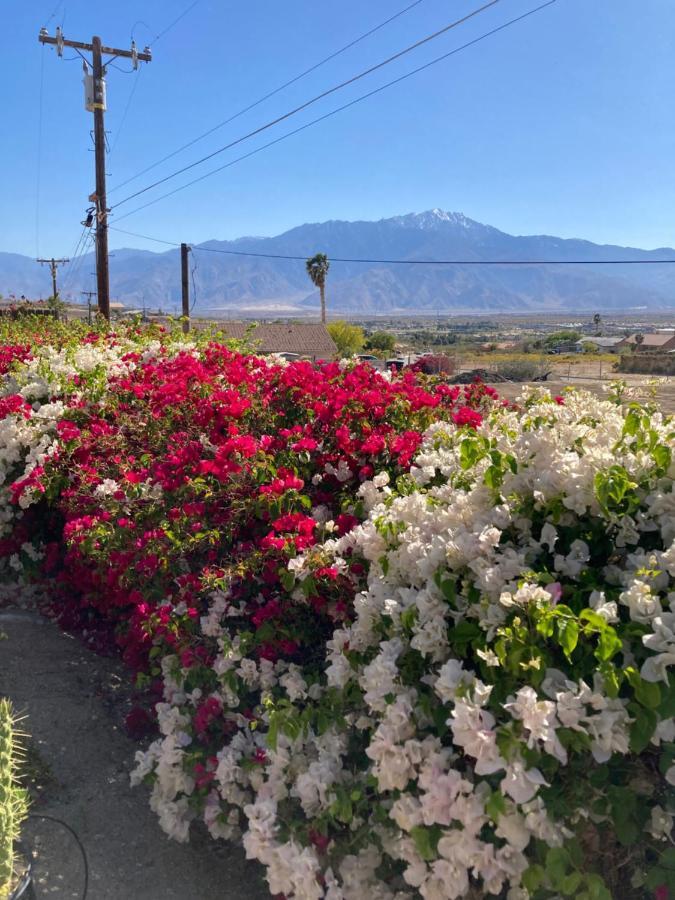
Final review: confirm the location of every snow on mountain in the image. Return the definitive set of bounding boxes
[2,210,674,314]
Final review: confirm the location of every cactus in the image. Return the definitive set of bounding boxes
[0,698,29,899]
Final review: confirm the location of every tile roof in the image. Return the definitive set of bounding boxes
[215,322,338,357]
[621,332,675,348]
[576,336,624,348]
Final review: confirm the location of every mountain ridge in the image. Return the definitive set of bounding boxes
[3,210,674,315]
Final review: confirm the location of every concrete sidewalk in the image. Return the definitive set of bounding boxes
[0,608,268,900]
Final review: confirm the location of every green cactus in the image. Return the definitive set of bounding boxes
[0,698,29,899]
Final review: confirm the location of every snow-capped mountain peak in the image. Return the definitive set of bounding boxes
[387,209,479,231]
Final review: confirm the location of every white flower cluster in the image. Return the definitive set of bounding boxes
[0,336,186,566]
[135,389,675,898]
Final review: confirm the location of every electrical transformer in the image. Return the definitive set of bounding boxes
[84,73,107,112]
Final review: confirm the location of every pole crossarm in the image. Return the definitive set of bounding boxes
[36,257,70,299]
[38,31,152,62]
[38,28,152,319]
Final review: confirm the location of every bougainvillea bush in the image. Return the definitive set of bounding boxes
[132,388,675,899]
[2,319,674,899]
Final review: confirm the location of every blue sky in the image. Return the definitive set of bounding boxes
[3,0,674,258]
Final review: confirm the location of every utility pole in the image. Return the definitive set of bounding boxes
[181,243,191,334]
[37,257,69,300]
[38,27,151,321]
[81,290,97,324]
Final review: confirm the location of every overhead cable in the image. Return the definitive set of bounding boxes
[109,0,428,193]
[108,226,675,266]
[111,1,558,224]
[110,0,505,210]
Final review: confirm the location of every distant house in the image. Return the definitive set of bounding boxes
[215,322,337,361]
[617,332,675,351]
[479,341,518,351]
[575,336,624,352]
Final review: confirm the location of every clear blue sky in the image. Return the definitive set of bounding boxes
[3,0,674,258]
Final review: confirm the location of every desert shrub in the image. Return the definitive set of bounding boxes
[496,359,550,382]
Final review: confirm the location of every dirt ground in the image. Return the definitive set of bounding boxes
[491,373,675,413]
[0,607,268,900]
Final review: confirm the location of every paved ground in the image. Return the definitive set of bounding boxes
[0,608,268,900]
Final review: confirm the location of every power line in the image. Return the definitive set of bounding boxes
[64,235,95,296]
[61,226,94,295]
[151,0,203,45]
[108,226,675,266]
[111,0,558,225]
[35,47,46,257]
[110,67,142,154]
[43,0,65,27]
[107,61,137,74]
[109,0,428,194]
[110,0,505,211]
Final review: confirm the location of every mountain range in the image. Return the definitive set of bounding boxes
[3,210,675,316]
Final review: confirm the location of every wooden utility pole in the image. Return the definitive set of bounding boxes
[181,243,191,334]
[38,27,152,320]
[81,290,97,324]
[37,257,69,299]
[91,36,110,320]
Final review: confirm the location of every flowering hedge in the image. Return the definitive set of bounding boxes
[133,387,675,899]
[1,320,674,899]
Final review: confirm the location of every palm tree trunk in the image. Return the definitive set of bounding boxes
[320,283,326,324]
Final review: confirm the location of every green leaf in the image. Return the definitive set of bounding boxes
[522,864,545,892]
[659,743,675,777]
[645,868,668,891]
[584,874,612,900]
[267,716,279,751]
[330,791,353,824]
[485,790,506,821]
[400,607,418,632]
[579,608,607,630]
[634,678,661,709]
[623,410,640,436]
[659,848,675,871]
[629,703,658,754]
[557,617,579,658]
[448,620,482,649]
[484,465,503,490]
[410,826,441,862]
[653,443,672,472]
[561,872,582,896]
[658,676,675,718]
[545,847,570,883]
[440,577,457,605]
[459,438,482,470]
[279,568,295,592]
[594,465,638,514]
[595,627,622,662]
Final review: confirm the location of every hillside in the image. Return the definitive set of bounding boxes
[3,210,674,314]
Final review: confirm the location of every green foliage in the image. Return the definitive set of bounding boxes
[544,329,583,346]
[0,699,29,898]
[327,321,365,357]
[364,331,396,354]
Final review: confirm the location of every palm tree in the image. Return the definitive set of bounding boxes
[306,253,330,324]
[634,332,645,351]
[593,312,601,335]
